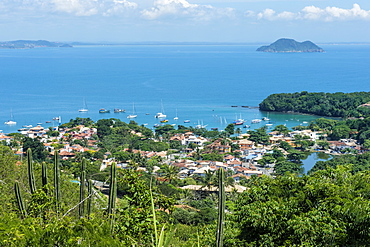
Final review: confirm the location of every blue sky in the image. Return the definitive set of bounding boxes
[0,0,369,43]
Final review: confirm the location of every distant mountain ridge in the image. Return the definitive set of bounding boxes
[257,38,324,53]
[0,40,72,49]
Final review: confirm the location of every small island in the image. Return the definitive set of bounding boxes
[257,38,324,53]
[0,40,72,49]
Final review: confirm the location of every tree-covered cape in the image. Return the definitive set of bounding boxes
[259,91,370,118]
[233,165,370,246]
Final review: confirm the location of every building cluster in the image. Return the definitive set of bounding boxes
[0,123,366,183]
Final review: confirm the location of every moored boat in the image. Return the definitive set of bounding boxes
[127,103,137,118]
[99,108,110,113]
[251,119,262,123]
[114,108,125,113]
[4,110,16,125]
[155,113,167,118]
[79,98,88,112]
[155,100,166,118]
[4,120,16,125]
[233,120,244,125]
[174,109,179,120]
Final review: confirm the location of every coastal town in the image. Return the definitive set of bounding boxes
[0,117,364,187]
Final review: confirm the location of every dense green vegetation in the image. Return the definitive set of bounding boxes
[2,112,370,246]
[2,144,370,246]
[234,165,370,246]
[259,91,370,118]
[310,151,370,174]
[302,116,370,144]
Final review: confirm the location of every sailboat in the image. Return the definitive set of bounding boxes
[4,110,16,125]
[127,103,137,119]
[79,98,88,112]
[174,109,179,120]
[155,100,166,118]
[233,113,245,125]
[195,120,207,129]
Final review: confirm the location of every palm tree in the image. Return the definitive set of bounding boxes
[202,169,215,191]
[161,165,180,184]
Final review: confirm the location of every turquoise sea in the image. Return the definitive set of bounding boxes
[1,44,370,133]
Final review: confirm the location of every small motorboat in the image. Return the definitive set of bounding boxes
[99,108,110,113]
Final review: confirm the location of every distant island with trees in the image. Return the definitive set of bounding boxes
[259,91,370,118]
[257,38,324,53]
[0,40,72,49]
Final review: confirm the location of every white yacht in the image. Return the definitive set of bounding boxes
[4,110,16,125]
[79,98,88,112]
[4,120,16,125]
[155,100,166,118]
[155,112,167,118]
[174,109,179,120]
[127,103,137,119]
[251,119,262,124]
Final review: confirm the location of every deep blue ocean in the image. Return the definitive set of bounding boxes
[1,44,370,134]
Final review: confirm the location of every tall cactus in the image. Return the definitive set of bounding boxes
[54,151,60,214]
[14,181,27,218]
[27,148,36,194]
[79,159,86,218]
[216,168,225,247]
[42,162,48,192]
[107,163,117,231]
[87,179,93,219]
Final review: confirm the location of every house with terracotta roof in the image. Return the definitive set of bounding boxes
[184,134,208,147]
[169,134,186,145]
[26,125,47,138]
[206,139,231,154]
[232,173,250,183]
[0,132,13,144]
[228,159,243,167]
[224,154,235,162]
[59,150,76,160]
[235,139,254,150]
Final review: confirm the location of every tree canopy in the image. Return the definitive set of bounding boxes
[259,91,370,118]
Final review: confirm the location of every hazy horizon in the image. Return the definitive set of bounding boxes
[0,1,370,43]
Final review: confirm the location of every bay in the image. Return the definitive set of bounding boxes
[1,44,370,133]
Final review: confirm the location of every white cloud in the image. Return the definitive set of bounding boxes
[277,11,296,20]
[103,0,138,17]
[0,0,138,17]
[257,9,275,20]
[141,0,235,21]
[254,4,370,22]
[303,3,370,21]
[51,0,98,16]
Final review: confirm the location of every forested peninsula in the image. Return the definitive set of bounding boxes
[259,91,370,118]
